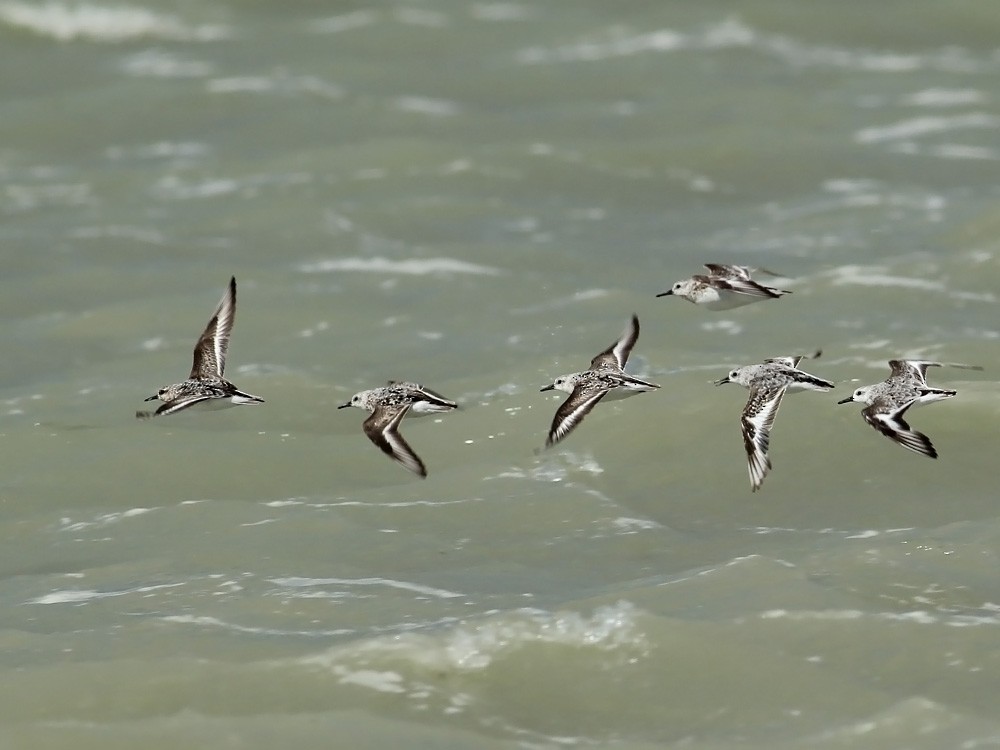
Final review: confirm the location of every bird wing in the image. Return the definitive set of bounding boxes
[546,386,609,447]
[363,403,427,477]
[740,385,786,492]
[191,276,236,380]
[590,314,639,370]
[861,399,937,458]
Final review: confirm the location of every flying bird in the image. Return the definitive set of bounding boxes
[540,314,660,447]
[715,352,833,491]
[339,381,457,477]
[837,359,981,458]
[137,276,264,418]
[657,263,791,310]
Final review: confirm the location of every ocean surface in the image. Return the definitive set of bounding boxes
[1,1,998,748]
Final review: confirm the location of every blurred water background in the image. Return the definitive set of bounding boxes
[1,1,998,748]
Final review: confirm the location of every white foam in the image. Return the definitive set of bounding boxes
[854,113,1000,144]
[561,451,604,476]
[32,589,115,604]
[700,319,743,336]
[760,608,1000,627]
[760,608,865,621]
[334,667,406,693]
[311,10,377,34]
[270,576,463,600]
[206,75,343,99]
[845,530,882,539]
[0,1,229,42]
[902,88,986,107]
[516,28,687,64]
[5,182,94,212]
[823,178,881,193]
[470,3,532,22]
[152,175,239,200]
[393,95,462,117]
[121,50,212,78]
[829,265,945,291]
[922,144,999,161]
[297,257,502,276]
[161,614,353,637]
[59,507,156,532]
[613,516,663,533]
[393,7,448,28]
[32,582,181,605]
[106,141,209,161]
[515,18,984,74]
[301,601,647,674]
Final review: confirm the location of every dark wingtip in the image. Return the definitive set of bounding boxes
[135,410,153,420]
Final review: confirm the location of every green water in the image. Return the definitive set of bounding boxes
[1,1,998,748]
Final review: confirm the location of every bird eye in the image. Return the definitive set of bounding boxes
[158,388,168,396]
[673,282,683,290]
[352,395,360,403]
[730,371,739,380]
[854,389,863,398]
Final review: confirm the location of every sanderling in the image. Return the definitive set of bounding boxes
[837,359,982,459]
[657,263,791,310]
[338,381,457,477]
[540,314,660,447]
[715,352,833,492]
[137,276,264,419]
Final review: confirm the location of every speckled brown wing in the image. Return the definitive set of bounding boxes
[191,276,236,380]
[362,403,427,477]
[861,399,937,459]
[589,314,639,371]
[740,384,787,492]
[546,383,609,447]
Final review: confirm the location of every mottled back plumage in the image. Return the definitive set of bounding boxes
[339,381,457,477]
[838,359,981,459]
[657,263,791,311]
[715,351,832,491]
[540,315,659,447]
[137,276,264,418]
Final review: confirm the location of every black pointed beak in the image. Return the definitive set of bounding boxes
[713,378,729,386]
[656,290,673,298]
[836,396,853,405]
[337,402,352,409]
[540,384,554,392]
[144,394,158,402]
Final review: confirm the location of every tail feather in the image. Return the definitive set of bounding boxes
[796,372,835,391]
